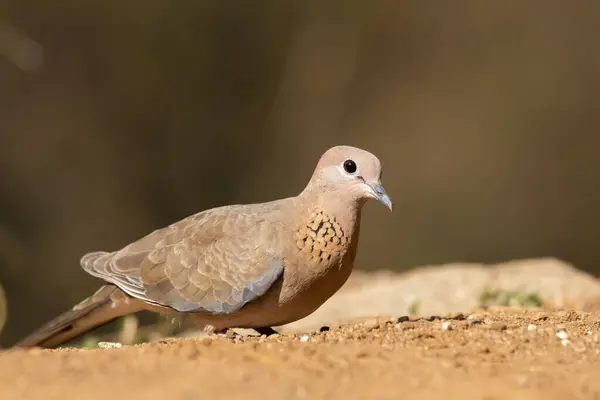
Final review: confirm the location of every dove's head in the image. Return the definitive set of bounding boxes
[306,145,393,211]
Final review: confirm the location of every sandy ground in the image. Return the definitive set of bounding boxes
[1,308,600,400]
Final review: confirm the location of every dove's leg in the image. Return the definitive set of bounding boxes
[14,284,146,349]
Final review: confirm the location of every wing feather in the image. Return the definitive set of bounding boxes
[81,204,285,314]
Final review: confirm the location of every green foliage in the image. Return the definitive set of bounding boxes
[478,286,543,308]
[408,300,420,316]
[79,335,100,349]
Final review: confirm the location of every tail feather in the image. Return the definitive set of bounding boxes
[14,284,144,349]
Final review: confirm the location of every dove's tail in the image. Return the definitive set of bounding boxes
[14,284,145,349]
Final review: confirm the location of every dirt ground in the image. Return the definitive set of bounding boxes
[1,308,599,400]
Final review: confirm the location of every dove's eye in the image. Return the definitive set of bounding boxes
[343,160,357,174]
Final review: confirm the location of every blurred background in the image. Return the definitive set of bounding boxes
[1,1,599,346]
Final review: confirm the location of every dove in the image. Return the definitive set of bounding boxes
[15,145,392,348]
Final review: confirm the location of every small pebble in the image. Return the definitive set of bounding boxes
[361,319,380,331]
[299,335,310,342]
[98,341,122,349]
[527,324,537,331]
[532,312,548,321]
[397,316,410,323]
[561,339,570,346]
[397,321,416,331]
[555,330,568,340]
[468,313,485,321]
[490,322,507,331]
[441,321,452,331]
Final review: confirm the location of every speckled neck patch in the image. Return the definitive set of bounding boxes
[295,211,348,265]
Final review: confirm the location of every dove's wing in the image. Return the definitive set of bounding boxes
[80,204,286,314]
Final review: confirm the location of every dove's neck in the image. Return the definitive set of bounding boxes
[297,185,363,236]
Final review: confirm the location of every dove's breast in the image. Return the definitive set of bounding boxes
[229,208,361,327]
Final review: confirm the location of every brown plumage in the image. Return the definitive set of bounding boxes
[15,145,392,348]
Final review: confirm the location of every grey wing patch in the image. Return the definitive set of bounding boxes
[170,260,284,313]
[80,207,286,315]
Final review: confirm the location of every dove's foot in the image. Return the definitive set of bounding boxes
[254,326,279,336]
[201,325,237,338]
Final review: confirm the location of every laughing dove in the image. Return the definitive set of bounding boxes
[16,145,392,348]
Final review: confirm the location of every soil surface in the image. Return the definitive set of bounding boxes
[2,308,600,400]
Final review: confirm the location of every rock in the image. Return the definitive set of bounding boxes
[532,312,548,321]
[277,258,600,333]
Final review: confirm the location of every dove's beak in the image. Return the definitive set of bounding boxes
[366,181,393,211]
